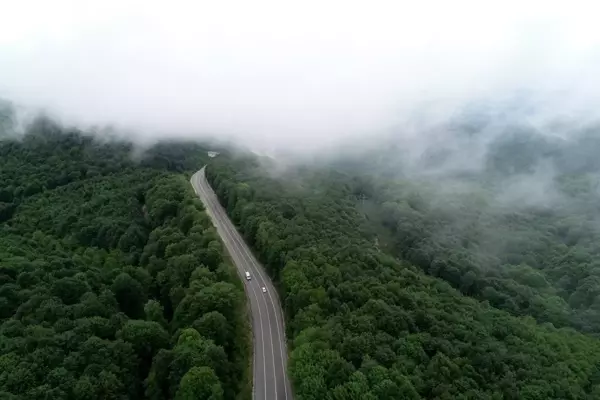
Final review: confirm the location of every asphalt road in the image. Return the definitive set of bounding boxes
[191,167,293,400]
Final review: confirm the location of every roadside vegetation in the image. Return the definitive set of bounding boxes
[206,151,600,400]
[0,114,249,400]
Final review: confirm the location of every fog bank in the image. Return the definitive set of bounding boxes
[1,0,599,154]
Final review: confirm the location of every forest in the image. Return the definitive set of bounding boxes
[331,124,600,335]
[5,101,600,399]
[206,146,600,399]
[0,114,249,399]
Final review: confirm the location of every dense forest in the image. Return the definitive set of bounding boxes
[206,147,600,399]
[6,98,600,399]
[329,122,600,335]
[0,112,249,399]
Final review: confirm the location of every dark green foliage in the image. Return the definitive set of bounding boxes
[332,130,600,336]
[117,320,169,361]
[192,311,231,348]
[145,299,168,327]
[112,273,146,319]
[0,118,248,399]
[175,366,224,400]
[207,154,600,400]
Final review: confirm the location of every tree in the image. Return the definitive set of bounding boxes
[145,349,173,400]
[112,273,146,319]
[117,320,169,363]
[191,311,231,348]
[51,277,90,305]
[175,366,224,400]
[173,282,240,329]
[145,300,168,327]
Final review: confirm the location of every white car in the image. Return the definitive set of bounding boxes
[262,287,267,293]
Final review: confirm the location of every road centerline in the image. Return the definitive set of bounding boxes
[192,170,289,400]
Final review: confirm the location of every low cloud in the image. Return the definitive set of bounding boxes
[1,0,599,154]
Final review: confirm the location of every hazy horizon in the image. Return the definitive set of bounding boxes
[1,0,599,154]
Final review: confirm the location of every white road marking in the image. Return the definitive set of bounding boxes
[196,173,281,400]
[196,175,287,400]
[193,172,280,399]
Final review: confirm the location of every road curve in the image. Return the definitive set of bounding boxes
[191,167,293,400]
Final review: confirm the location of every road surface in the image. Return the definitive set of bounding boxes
[191,167,292,400]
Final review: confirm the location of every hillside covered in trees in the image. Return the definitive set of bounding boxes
[206,144,600,399]
[6,98,600,399]
[328,116,600,336]
[0,113,249,399]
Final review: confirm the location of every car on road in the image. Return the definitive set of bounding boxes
[245,271,251,280]
[262,287,267,293]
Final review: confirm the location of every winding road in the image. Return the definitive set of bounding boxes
[191,167,293,400]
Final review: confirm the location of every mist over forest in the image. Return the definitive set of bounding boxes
[298,95,600,336]
[3,1,600,398]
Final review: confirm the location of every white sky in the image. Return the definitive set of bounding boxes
[1,0,599,152]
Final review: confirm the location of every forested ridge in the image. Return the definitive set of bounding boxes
[355,173,600,335]
[6,102,600,400]
[206,152,600,399]
[329,126,600,335]
[0,115,249,399]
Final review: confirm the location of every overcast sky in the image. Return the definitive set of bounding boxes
[1,0,599,153]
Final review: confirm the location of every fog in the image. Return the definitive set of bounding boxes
[1,0,599,155]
